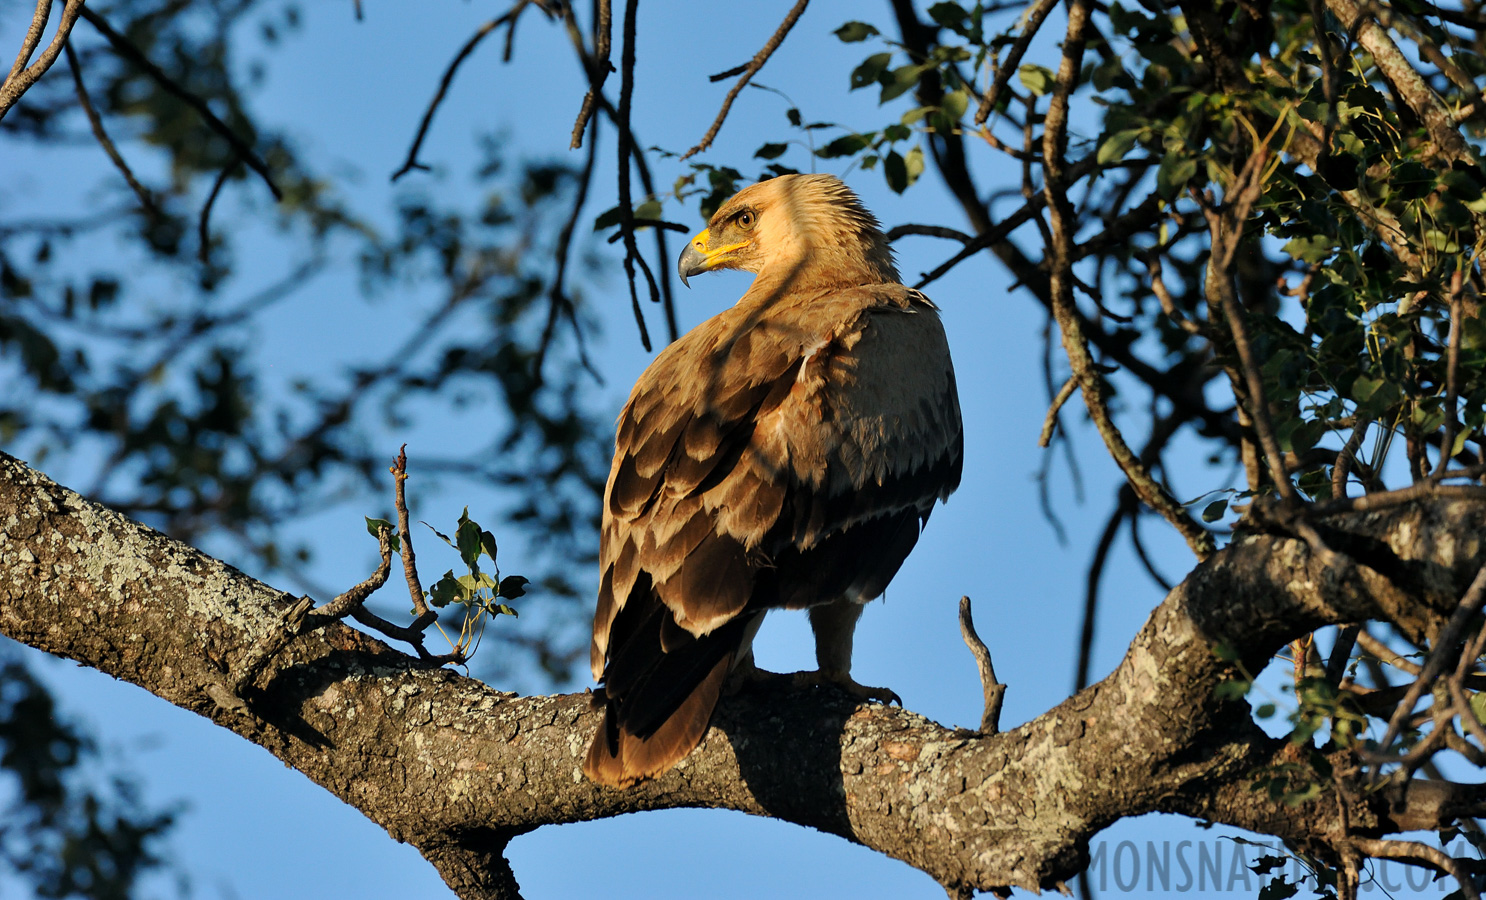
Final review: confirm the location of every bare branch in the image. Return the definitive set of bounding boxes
[0,0,85,123]
[1038,376,1077,448]
[391,3,533,182]
[78,7,281,201]
[1435,270,1466,477]
[1038,0,1214,558]
[567,0,612,149]
[198,158,240,264]
[972,0,1058,126]
[393,446,435,629]
[958,597,1006,734]
[680,0,809,160]
[63,39,159,218]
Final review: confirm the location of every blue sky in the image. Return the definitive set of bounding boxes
[0,1,1322,897]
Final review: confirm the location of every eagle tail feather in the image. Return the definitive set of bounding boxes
[583,650,732,787]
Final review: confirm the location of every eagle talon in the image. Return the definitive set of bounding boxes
[793,670,902,706]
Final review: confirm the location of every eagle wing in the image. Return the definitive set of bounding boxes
[584,285,961,786]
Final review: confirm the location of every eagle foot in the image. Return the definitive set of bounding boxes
[792,669,902,706]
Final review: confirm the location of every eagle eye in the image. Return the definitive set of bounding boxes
[736,210,755,229]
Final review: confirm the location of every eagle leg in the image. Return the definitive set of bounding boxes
[797,598,902,706]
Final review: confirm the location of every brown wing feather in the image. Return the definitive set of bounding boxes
[587,282,961,786]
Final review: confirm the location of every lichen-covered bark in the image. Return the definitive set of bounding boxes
[1,452,1481,898]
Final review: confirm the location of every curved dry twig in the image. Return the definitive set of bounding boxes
[63,40,160,218]
[391,2,534,182]
[680,0,809,160]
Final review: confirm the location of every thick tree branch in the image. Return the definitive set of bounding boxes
[5,455,1486,896]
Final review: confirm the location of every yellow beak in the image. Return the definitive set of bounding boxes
[677,229,749,286]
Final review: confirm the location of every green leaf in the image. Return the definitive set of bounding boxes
[817,132,875,158]
[884,151,909,193]
[428,570,464,608]
[1096,129,1143,165]
[499,575,530,599]
[834,21,880,42]
[1201,498,1228,522]
[786,107,802,127]
[939,89,969,123]
[479,529,498,563]
[591,204,622,231]
[1156,154,1197,198]
[1255,703,1277,719]
[633,199,662,221]
[456,515,482,570]
[850,53,893,89]
[880,64,927,103]
[1215,679,1252,700]
[927,2,970,28]
[904,146,924,186]
[1470,692,1486,725]
[1281,235,1334,263]
[1258,877,1300,900]
[1017,64,1055,96]
[364,517,401,552]
[754,142,789,160]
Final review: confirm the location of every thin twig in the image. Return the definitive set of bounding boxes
[198,158,240,265]
[79,7,280,200]
[1195,149,1293,502]
[393,447,436,629]
[64,41,159,218]
[568,0,612,149]
[77,10,279,201]
[1435,270,1466,477]
[973,0,1058,125]
[1143,253,1208,337]
[1039,376,1077,448]
[1375,565,1486,758]
[391,5,531,182]
[0,0,86,123]
[538,114,602,383]
[680,0,809,160]
[1327,625,1361,686]
[1333,415,1372,497]
[1076,487,1136,690]
[230,526,394,698]
[1357,629,1422,676]
[1039,0,1214,558]
[885,223,974,244]
[5,0,52,89]
[615,0,651,351]
[958,597,1005,733]
[1127,511,1173,592]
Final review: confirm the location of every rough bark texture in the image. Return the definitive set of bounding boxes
[1,451,1481,898]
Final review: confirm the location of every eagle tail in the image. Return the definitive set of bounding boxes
[583,650,732,788]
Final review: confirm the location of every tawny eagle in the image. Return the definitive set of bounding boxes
[584,174,963,787]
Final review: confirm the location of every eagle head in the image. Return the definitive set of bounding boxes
[677,173,898,288]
